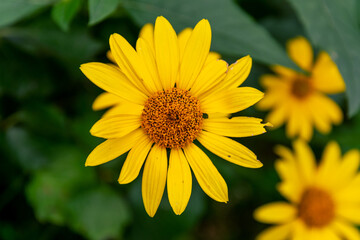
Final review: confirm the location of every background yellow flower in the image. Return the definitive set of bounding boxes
[257,37,345,141]
[254,140,360,240]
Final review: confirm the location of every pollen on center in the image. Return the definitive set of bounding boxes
[141,88,203,149]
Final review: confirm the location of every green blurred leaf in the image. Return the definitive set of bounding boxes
[289,0,360,116]
[67,187,131,240]
[88,0,120,25]
[5,127,49,171]
[3,19,103,71]
[51,0,82,31]
[0,0,52,28]
[122,0,298,69]
[26,145,96,224]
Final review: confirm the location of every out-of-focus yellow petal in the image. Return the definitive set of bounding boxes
[293,140,316,185]
[286,36,313,71]
[85,129,143,166]
[271,65,298,78]
[139,23,154,53]
[337,205,360,224]
[202,117,269,138]
[190,59,227,97]
[336,174,360,204]
[256,223,293,240]
[80,62,147,105]
[167,148,192,215]
[197,131,262,168]
[178,19,211,90]
[333,150,360,189]
[316,141,341,189]
[200,87,264,114]
[204,52,221,66]
[142,144,167,217]
[118,133,152,184]
[92,92,121,110]
[254,202,297,224]
[183,143,228,202]
[312,52,345,94]
[90,114,141,139]
[332,219,360,240]
[106,50,116,63]
[154,16,179,90]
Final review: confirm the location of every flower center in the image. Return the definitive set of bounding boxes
[141,88,203,149]
[291,77,312,99]
[298,187,335,228]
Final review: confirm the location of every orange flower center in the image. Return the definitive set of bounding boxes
[298,187,335,228]
[291,77,313,99]
[141,88,203,149]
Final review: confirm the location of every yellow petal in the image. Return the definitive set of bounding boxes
[332,219,360,240]
[277,182,303,204]
[142,144,167,217]
[202,117,269,138]
[80,62,147,105]
[286,36,313,71]
[318,228,341,240]
[197,131,262,168]
[136,38,163,92]
[92,92,121,110]
[292,220,307,240]
[256,223,293,240]
[312,93,343,125]
[178,27,192,61]
[316,141,341,189]
[307,95,332,134]
[297,106,313,141]
[190,59,227,97]
[139,23,154,53]
[285,104,301,139]
[178,19,211,90]
[183,143,228,202]
[102,101,144,118]
[109,33,151,95]
[118,132,153,184]
[218,55,252,90]
[85,129,143,166]
[293,140,316,185]
[90,114,141,139]
[254,202,297,224]
[200,87,264,114]
[312,51,345,94]
[337,205,360,224]
[167,148,192,215]
[154,16,179,90]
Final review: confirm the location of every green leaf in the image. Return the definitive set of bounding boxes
[288,0,360,116]
[67,187,131,240]
[0,0,52,28]
[121,0,298,69]
[88,0,120,25]
[51,0,82,31]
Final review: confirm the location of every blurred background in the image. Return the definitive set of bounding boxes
[1,0,359,239]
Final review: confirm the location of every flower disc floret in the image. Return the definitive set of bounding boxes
[141,88,203,149]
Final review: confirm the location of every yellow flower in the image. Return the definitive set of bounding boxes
[257,37,345,141]
[254,140,360,240]
[81,16,269,217]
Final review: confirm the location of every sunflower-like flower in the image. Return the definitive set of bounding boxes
[254,140,360,240]
[81,16,269,217]
[257,37,345,141]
